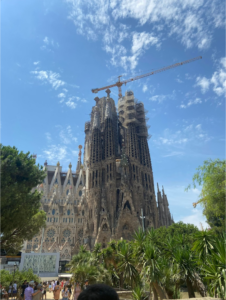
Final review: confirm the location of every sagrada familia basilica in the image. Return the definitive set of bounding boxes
[27,90,174,261]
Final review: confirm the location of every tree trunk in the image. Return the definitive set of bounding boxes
[150,283,158,300]
[194,273,207,297]
[153,282,168,300]
[119,274,123,289]
[186,277,196,298]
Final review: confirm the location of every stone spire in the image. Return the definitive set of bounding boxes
[93,106,100,129]
[105,89,112,119]
[76,145,82,174]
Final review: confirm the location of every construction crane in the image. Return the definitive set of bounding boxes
[92,56,202,98]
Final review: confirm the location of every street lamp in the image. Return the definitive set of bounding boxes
[12,263,17,300]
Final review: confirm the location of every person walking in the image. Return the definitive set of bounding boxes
[20,281,27,300]
[62,286,70,300]
[83,280,89,291]
[24,281,41,300]
[12,281,17,299]
[48,282,52,292]
[42,283,47,300]
[8,283,12,298]
[73,283,81,300]
[53,281,61,300]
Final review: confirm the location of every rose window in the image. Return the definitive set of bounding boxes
[47,229,56,237]
[63,229,71,238]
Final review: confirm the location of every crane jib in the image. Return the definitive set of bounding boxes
[91,56,202,94]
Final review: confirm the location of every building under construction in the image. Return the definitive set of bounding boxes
[28,89,173,260]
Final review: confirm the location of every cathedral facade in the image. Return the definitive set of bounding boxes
[27,90,173,261]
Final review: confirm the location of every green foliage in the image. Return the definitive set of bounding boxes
[67,223,226,299]
[132,285,148,300]
[186,159,226,230]
[150,222,199,250]
[0,144,46,254]
[0,269,40,290]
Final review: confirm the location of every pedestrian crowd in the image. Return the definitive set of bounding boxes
[0,279,94,300]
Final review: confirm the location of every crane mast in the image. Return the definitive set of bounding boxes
[92,56,202,98]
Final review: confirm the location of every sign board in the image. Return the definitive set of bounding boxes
[19,252,60,278]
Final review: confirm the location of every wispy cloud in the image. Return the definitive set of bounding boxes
[45,132,52,141]
[142,84,148,92]
[66,0,224,72]
[33,61,40,65]
[40,125,78,166]
[162,151,184,157]
[153,123,211,147]
[42,36,59,49]
[65,97,77,109]
[180,208,209,229]
[149,92,175,103]
[31,70,65,89]
[180,97,202,109]
[42,144,68,162]
[196,57,226,97]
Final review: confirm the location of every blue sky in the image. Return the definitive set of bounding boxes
[2,0,225,228]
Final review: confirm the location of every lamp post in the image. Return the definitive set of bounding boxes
[140,208,145,231]
[37,228,45,279]
[12,263,17,300]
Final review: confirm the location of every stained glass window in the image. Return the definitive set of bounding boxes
[52,209,55,215]
[63,229,71,237]
[47,229,56,237]
[79,190,82,196]
[67,209,70,215]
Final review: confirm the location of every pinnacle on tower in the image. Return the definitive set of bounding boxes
[76,145,82,174]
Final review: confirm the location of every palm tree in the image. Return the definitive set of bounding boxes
[202,233,226,298]
[141,242,168,300]
[117,241,139,288]
[192,229,215,262]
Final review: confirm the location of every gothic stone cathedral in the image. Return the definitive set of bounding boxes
[27,90,173,261]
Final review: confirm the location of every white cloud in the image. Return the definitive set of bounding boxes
[196,76,210,93]
[120,32,160,70]
[180,98,202,108]
[65,98,77,109]
[58,93,66,98]
[142,84,148,92]
[196,57,226,97]
[65,0,224,72]
[43,36,49,44]
[154,123,211,147]
[81,99,87,103]
[180,208,209,229]
[163,151,184,157]
[43,144,68,162]
[33,61,40,65]
[43,36,59,48]
[31,70,65,89]
[40,125,79,167]
[149,94,174,103]
[63,88,68,93]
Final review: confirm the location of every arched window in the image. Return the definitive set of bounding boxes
[67,209,70,216]
[79,190,82,197]
[52,209,55,215]
[102,224,108,231]
[124,201,131,211]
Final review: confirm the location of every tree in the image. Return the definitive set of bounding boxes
[1,144,46,253]
[186,159,225,231]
